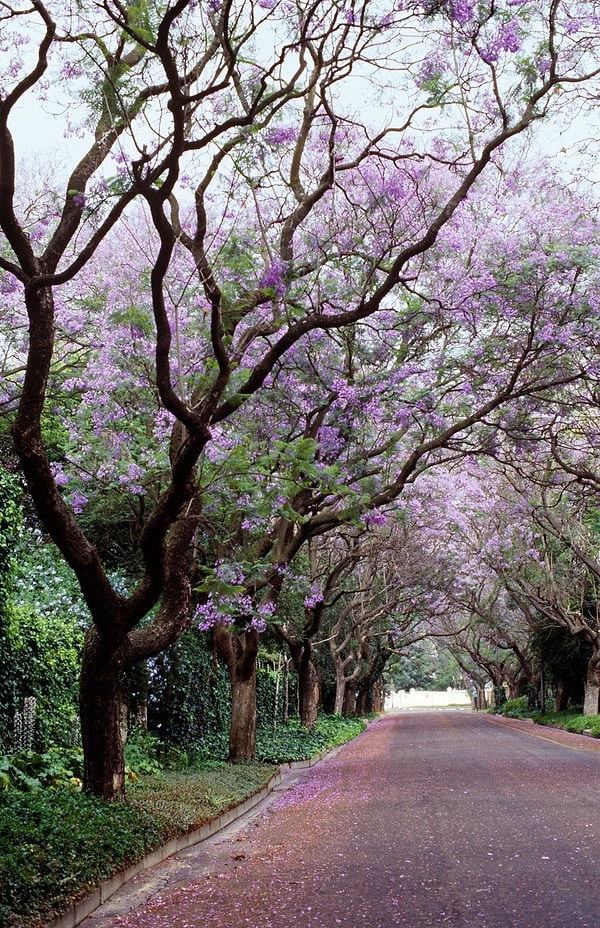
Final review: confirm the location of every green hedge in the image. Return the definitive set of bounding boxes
[256,715,366,764]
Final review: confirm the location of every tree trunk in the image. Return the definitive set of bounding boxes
[508,681,522,699]
[277,605,323,731]
[297,649,319,730]
[554,678,571,713]
[355,686,368,716]
[215,625,259,761]
[283,660,290,723]
[79,628,127,800]
[371,679,384,713]
[584,650,600,716]
[355,649,390,716]
[230,672,257,760]
[286,638,319,730]
[342,684,356,717]
[475,685,488,710]
[333,665,346,715]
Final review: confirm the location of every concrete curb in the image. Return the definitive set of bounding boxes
[485,713,600,748]
[44,751,335,928]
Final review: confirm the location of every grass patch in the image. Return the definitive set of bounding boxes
[127,763,277,833]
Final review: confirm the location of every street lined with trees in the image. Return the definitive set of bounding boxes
[2,0,600,802]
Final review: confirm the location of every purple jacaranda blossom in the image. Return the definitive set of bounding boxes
[260,259,287,298]
[304,583,324,609]
[361,510,389,528]
[450,0,475,25]
[70,490,88,514]
[265,125,297,145]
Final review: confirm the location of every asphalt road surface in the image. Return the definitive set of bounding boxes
[83,712,600,928]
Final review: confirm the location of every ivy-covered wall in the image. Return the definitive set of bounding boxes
[144,630,299,752]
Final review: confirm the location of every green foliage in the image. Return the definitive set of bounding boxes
[124,728,164,778]
[535,712,600,737]
[0,789,169,928]
[493,685,507,709]
[0,533,130,751]
[76,488,148,571]
[385,641,461,692]
[534,625,590,708]
[145,633,297,758]
[564,715,600,737]
[497,696,529,718]
[418,68,453,106]
[0,596,83,750]
[0,469,22,608]
[188,731,230,763]
[147,629,231,749]
[0,747,83,793]
[255,714,366,764]
[256,664,298,731]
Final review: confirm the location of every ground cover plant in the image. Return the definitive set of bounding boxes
[533,712,600,737]
[0,714,362,928]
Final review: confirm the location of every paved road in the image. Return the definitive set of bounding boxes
[84,712,600,928]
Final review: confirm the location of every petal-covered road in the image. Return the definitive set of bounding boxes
[83,712,600,928]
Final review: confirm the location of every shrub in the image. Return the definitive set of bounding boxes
[564,715,600,735]
[255,714,366,764]
[0,747,83,793]
[498,696,529,718]
[124,727,164,777]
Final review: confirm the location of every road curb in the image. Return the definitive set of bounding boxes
[44,770,287,928]
[484,713,600,750]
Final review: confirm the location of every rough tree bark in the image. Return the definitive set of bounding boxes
[583,649,600,716]
[215,625,260,761]
[79,629,129,799]
[295,642,320,731]
[355,647,390,716]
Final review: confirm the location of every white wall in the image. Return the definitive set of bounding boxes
[385,688,472,710]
